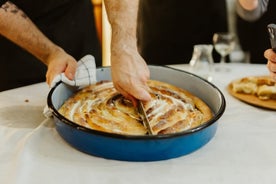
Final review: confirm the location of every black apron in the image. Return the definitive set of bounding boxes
[137,0,228,65]
[0,0,101,91]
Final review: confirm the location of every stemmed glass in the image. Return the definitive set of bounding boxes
[213,32,235,72]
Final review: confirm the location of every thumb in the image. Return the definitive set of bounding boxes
[132,85,151,102]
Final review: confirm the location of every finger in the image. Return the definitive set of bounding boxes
[264,49,276,62]
[117,80,151,102]
[267,61,276,73]
[45,69,56,86]
[267,62,276,81]
[46,72,50,86]
[46,68,60,86]
[130,84,151,101]
[115,84,137,106]
[64,61,77,80]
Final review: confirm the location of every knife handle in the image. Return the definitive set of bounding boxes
[267,24,276,52]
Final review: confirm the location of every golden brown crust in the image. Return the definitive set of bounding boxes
[59,80,213,135]
[231,76,276,100]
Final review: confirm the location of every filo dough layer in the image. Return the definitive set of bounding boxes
[59,80,213,135]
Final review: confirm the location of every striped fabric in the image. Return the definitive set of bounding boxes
[50,55,97,89]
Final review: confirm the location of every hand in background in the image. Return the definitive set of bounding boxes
[264,49,276,80]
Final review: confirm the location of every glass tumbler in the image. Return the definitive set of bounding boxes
[189,44,214,82]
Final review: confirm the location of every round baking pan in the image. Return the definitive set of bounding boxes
[47,65,225,161]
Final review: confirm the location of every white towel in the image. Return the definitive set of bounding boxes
[44,54,97,118]
[50,54,97,89]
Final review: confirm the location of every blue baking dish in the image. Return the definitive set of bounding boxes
[47,65,225,161]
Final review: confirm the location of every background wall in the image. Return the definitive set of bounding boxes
[102,2,111,66]
[102,0,244,66]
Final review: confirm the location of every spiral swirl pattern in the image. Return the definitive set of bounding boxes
[59,80,213,135]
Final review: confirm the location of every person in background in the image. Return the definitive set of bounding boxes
[236,0,269,21]
[235,0,276,64]
[0,0,101,91]
[104,0,228,104]
[236,0,276,80]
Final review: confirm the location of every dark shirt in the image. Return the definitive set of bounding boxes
[0,0,101,91]
[237,0,276,63]
[0,0,7,5]
[137,0,228,65]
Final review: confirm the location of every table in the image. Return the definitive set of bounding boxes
[1,63,275,184]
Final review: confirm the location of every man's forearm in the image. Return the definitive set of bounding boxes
[104,0,139,50]
[103,0,151,102]
[0,1,61,65]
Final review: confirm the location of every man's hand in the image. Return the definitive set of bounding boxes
[46,48,77,86]
[111,46,151,106]
[264,49,276,80]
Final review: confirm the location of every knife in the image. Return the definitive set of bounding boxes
[267,24,276,52]
[137,100,153,135]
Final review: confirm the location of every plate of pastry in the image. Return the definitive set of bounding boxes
[228,76,276,110]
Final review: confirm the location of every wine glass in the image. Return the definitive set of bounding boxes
[213,32,235,72]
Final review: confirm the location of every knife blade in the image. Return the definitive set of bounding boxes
[267,24,276,52]
[137,100,153,135]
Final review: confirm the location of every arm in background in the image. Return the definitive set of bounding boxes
[0,1,77,86]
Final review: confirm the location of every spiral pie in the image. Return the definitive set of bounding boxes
[58,80,213,135]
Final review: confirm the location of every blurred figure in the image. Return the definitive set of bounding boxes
[0,1,101,91]
[236,0,275,63]
[104,0,228,103]
[236,0,268,21]
[237,0,276,79]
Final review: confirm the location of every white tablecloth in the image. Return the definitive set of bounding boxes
[0,63,275,184]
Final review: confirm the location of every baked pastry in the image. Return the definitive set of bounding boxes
[58,80,213,135]
[231,76,276,100]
